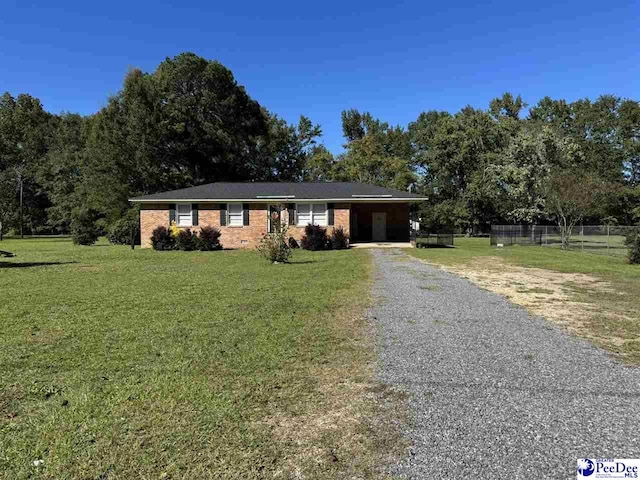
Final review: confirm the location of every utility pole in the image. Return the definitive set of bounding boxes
[19,175,23,239]
[16,144,24,239]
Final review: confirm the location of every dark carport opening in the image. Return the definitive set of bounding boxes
[350,203,411,242]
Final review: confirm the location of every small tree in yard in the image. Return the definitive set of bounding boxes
[107,209,140,245]
[257,212,291,263]
[544,172,603,249]
[71,208,101,245]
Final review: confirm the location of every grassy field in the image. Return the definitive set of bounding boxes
[406,238,640,363]
[536,234,627,257]
[0,238,398,479]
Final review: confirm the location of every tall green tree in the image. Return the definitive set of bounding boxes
[530,95,638,184]
[301,145,335,182]
[545,171,608,248]
[256,113,322,180]
[0,92,52,237]
[38,113,91,230]
[619,99,640,186]
[335,110,415,189]
[82,53,271,222]
[409,106,506,231]
[492,127,577,224]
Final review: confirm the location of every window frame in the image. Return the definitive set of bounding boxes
[296,202,328,227]
[227,203,243,227]
[176,203,193,227]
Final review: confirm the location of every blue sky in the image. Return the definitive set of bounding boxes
[1,0,638,153]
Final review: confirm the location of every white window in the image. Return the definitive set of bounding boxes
[297,204,311,226]
[228,203,243,226]
[176,203,192,226]
[296,203,327,226]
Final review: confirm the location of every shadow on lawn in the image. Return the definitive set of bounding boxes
[0,261,76,269]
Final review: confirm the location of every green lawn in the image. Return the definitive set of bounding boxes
[407,238,640,363]
[0,238,390,479]
[409,237,639,276]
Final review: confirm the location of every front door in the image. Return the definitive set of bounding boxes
[372,212,387,241]
[268,205,283,233]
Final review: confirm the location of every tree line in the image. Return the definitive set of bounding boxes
[1,52,639,240]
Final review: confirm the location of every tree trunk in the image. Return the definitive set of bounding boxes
[559,216,574,250]
[19,175,24,239]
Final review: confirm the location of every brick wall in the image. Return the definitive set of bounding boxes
[140,204,170,248]
[139,202,351,249]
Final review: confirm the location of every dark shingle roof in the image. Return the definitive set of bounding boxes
[129,182,426,202]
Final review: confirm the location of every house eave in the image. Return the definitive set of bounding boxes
[129,197,428,203]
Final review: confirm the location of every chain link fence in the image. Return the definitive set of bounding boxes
[411,228,454,248]
[491,225,635,256]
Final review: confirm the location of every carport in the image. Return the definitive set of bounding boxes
[349,202,411,243]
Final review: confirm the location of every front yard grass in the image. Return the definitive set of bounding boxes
[0,238,397,479]
[406,238,640,364]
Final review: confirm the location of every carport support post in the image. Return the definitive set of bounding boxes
[607,224,610,252]
[581,224,584,251]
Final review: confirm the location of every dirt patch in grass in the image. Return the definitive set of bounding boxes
[418,285,441,291]
[263,267,408,479]
[425,256,639,362]
[266,367,407,479]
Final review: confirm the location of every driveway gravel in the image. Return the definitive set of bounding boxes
[370,249,640,479]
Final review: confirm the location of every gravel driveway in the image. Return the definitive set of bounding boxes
[371,249,640,479]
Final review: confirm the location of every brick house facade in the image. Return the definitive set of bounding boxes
[132,183,426,249]
[139,202,350,249]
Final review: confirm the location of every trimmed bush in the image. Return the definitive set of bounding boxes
[197,226,222,251]
[151,226,175,251]
[71,208,101,246]
[626,228,640,264]
[301,224,329,251]
[152,225,222,251]
[330,227,349,250]
[107,213,140,245]
[175,229,197,251]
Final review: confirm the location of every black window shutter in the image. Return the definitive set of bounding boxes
[243,203,249,225]
[192,204,199,226]
[327,203,335,226]
[220,204,227,226]
[288,203,296,225]
[169,204,176,224]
